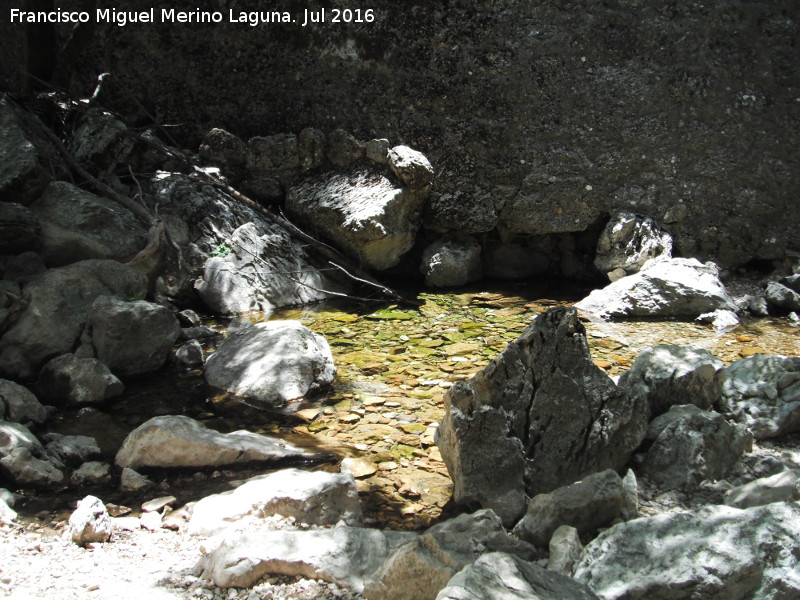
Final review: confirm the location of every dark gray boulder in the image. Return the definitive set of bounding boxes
[436,307,648,525]
[152,174,342,312]
[0,379,47,425]
[0,97,50,204]
[0,260,147,379]
[420,237,482,288]
[512,470,626,549]
[36,353,124,405]
[29,181,147,267]
[83,296,180,378]
[0,202,41,254]
[639,405,752,490]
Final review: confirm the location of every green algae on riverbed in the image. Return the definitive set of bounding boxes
[251,289,800,529]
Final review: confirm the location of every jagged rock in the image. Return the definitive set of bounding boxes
[365,509,537,600]
[594,212,672,276]
[29,181,146,267]
[725,470,800,509]
[437,552,599,600]
[0,97,50,203]
[639,405,752,490]
[42,433,101,467]
[175,339,204,368]
[83,296,180,378]
[200,526,416,590]
[70,461,112,487]
[325,129,364,168]
[574,502,800,600]
[152,174,342,310]
[436,307,648,525]
[115,415,318,469]
[513,470,625,549]
[574,257,736,319]
[298,127,326,171]
[617,344,724,419]
[286,164,428,270]
[193,220,344,314]
[204,320,334,410]
[36,353,124,405]
[366,139,390,164]
[419,237,482,288]
[547,526,584,576]
[119,467,153,492]
[68,109,133,171]
[0,420,63,487]
[69,495,112,546]
[0,379,47,424]
[718,354,800,439]
[0,259,147,379]
[765,281,800,313]
[199,128,247,167]
[0,202,41,254]
[484,242,551,280]
[189,468,362,536]
[387,145,434,190]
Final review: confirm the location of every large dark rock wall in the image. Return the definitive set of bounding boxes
[4,0,799,268]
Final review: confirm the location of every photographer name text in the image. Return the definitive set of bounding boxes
[9,7,375,27]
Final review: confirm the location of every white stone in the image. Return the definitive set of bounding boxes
[69,495,112,546]
[115,415,316,469]
[188,469,362,536]
[204,321,335,410]
[575,257,736,319]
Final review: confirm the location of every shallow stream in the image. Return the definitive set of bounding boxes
[38,283,800,530]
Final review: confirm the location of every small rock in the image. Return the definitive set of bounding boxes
[119,467,153,492]
[70,461,111,487]
[547,525,584,575]
[43,433,101,467]
[69,495,112,546]
[0,497,17,524]
[387,145,434,190]
[0,379,47,425]
[366,139,390,164]
[725,470,800,509]
[142,496,177,513]
[176,340,205,368]
[512,470,626,549]
[140,511,163,531]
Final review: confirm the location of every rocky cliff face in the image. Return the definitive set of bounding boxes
[3,0,798,270]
